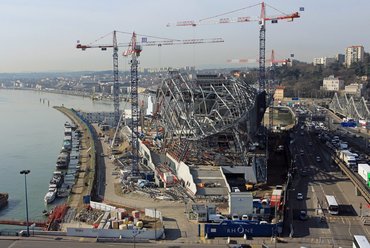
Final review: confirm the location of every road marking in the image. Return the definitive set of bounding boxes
[348,219,352,237]
[8,241,17,248]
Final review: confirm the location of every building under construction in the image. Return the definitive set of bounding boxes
[136,70,268,198]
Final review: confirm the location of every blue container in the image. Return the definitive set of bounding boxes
[204,220,282,238]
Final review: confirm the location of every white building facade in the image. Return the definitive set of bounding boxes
[345,46,364,67]
[344,83,363,97]
[313,57,335,67]
[322,75,344,91]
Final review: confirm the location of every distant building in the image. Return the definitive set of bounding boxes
[344,83,363,97]
[274,86,285,101]
[313,57,335,67]
[336,53,345,65]
[321,75,344,91]
[345,46,364,67]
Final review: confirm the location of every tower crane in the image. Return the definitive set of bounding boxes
[77,31,121,127]
[227,49,290,129]
[168,1,301,92]
[78,31,224,179]
[122,32,224,178]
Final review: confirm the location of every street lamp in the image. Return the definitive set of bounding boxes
[20,169,30,237]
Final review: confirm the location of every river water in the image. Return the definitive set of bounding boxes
[0,89,114,225]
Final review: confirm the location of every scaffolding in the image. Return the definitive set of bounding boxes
[154,71,266,181]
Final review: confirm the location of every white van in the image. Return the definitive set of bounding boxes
[208,214,226,223]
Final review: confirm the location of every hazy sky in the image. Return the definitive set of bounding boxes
[0,0,369,73]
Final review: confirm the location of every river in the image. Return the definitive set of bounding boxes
[0,89,115,226]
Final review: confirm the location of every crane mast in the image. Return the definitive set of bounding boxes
[78,30,224,180]
[76,30,121,127]
[112,31,120,127]
[124,33,142,177]
[259,2,266,92]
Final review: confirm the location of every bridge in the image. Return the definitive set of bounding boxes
[329,92,370,121]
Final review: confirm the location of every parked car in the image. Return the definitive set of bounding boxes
[231,214,239,220]
[241,214,250,220]
[316,156,321,162]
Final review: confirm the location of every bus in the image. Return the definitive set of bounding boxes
[325,195,339,215]
[353,235,370,248]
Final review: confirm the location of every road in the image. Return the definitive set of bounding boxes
[288,119,370,247]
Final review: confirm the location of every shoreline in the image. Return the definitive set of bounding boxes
[53,106,96,211]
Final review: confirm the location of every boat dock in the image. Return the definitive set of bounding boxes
[53,106,96,211]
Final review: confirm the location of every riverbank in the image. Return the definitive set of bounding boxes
[53,106,96,211]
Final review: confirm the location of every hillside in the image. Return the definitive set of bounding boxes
[275,53,370,99]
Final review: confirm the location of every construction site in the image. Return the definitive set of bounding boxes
[0,1,301,241]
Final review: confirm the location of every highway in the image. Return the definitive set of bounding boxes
[287,112,370,247]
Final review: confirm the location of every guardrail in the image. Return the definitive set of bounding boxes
[332,155,370,204]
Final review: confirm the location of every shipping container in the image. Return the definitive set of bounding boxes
[204,220,283,238]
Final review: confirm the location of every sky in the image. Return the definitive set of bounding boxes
[0,0,369,73]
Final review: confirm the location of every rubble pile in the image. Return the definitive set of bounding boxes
[75,207,104,224]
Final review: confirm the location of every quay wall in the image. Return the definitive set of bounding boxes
[54,106,96,207]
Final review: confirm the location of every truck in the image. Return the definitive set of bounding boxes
[358,163,370,187]
[337,150,357,168]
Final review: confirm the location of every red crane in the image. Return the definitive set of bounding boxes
[228,49,289,66]
[168,1,301,91]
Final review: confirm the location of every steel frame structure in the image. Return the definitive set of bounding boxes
[155,71,264,180]
[329,92,370,120]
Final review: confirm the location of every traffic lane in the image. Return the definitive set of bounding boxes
[290,173,330,238]
[313,161,368,243]
[291,134,338,238]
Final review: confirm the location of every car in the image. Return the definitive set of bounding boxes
[275,185,283,190]
[276,145,284,152]
[316,156,321,162]
[299,210,308,220]
[241,214,250,220]
[308,142,312,146]
[300,149,304,155]
[300,170,309,177]
[231,214,239,220]
[231,187,240,192]
[296,192,304,200]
